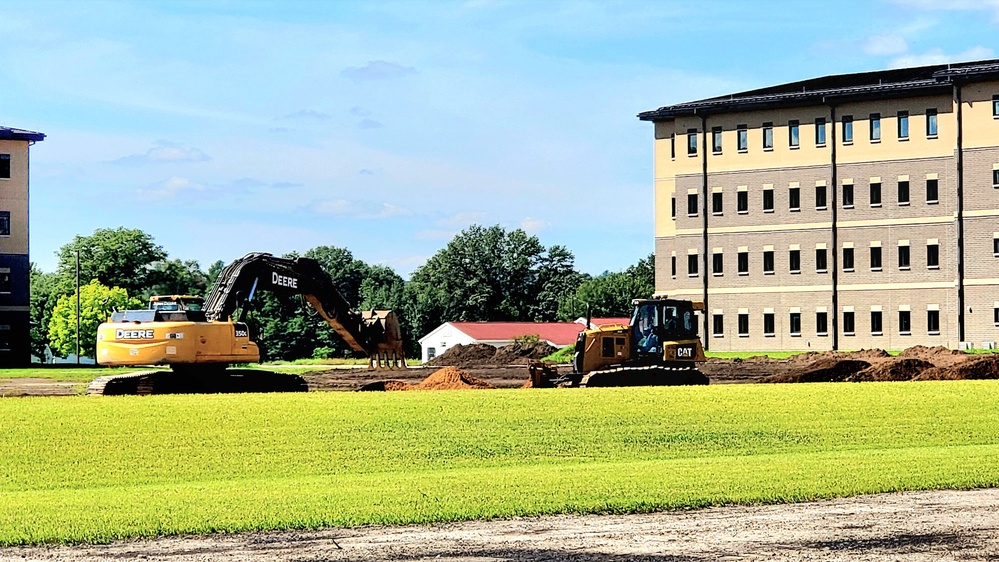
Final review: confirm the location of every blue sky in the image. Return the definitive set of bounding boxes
[5,0,998,277]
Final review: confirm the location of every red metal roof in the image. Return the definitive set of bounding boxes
[591,317,630,327]
[450,322,585,346]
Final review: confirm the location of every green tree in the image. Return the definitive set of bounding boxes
[47,280,142,358]
[206,260,226,286]
[558,254,656,320]
[29,264,61,359]
[55,228,167,297]
[404,225,582,344]
[146,259,210,298]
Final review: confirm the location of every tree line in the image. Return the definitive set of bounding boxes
[31,225,654,361]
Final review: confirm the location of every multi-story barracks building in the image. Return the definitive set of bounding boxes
[639,60,999,351]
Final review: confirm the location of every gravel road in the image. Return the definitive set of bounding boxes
[4,489,997,561]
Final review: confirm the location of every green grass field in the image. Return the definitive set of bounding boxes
[1,381,998,546]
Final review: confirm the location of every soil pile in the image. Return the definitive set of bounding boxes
[414,366,495,390]
[850,358,934,382]
[762,359,871,383]
[914,355,999,380]
[492,341,558,365]
[425,344,498,368]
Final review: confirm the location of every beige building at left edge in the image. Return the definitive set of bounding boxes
[639,60,999,352]
[0,127,45,366]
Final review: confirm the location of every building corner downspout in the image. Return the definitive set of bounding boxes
[955,83,966,345]
[699,113,710,350]
[827,101,839,351]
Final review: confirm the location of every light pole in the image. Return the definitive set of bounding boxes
[75,249,80,365]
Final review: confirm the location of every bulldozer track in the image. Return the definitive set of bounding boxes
[580,365,708,387]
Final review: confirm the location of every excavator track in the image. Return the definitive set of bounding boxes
[87,369,309,396]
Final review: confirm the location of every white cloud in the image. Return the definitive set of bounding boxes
[520,217,548,233]
[309,199,413,219]
[340,61,417,82]
[140,176,205,198]
[863,34,908,56]
[890,46,994,68]
[115,140,211,164]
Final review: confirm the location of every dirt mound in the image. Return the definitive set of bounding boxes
[763,359,871,383]
[850,358,934,382]
[414,366,495,390]
[492,341,558,365]
[914,356,999,381]
[356,380,413,391]
[898,345,968,365]
[425,344,498,367]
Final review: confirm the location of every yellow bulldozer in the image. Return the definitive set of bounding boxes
[529,297,708,387]
[92,252,405,395]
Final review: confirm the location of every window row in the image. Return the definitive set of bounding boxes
[673,242,940,278]
[676,109,946,158]
[669,174,980,219]
[711,309,942,338]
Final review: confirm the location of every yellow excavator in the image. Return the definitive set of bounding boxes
[92,252,405,395]
[529,297,708,387]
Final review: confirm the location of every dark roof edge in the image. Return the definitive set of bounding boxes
[639,58,999,122]
[0,128,46,142]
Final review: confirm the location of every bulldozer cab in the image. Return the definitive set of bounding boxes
[149,295,204,312]
[631,299,698,356]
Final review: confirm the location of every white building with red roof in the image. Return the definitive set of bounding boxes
[418,318,630,363]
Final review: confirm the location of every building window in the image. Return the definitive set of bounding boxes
[843,311,855,335]
[713,314,724,337]
[816,184,827,209]
[897,111,909,139]
[763,313,775,337]
[993,169,999,189]
[712,192,723,215]
[687,193,698,216]
[926,178,938,203]
[738,251,749,275]
[789,187,800,211]
[898,180,910,205]
[927,243,939,269]
[737,191,748,213]
[789,312,801,336]
[842,115,853,143]
[789,249,801,273]
[842,183,854,208]
[899,310,911,335]
[763,122,774,150]
[994,237,999,257]
[687,129,698,155]
[0,212,9,236]
[870,113,881,141]
[0,155,10,180]
[0,272,10,294]
[871,311,883,335]
[926,108,938,137]
[843,247,855,271]
[688,254,699,277]
[763,250,775,274]
[789,120,800,148]
[738,314,749,337]
[898,244,911,270]
[671,256,677,278]
[671,196,676,219]
[994,306,999,327]
[816,248,828,272]
[993,95,999,117]
[869,182,881,207]
[927,309,940,335]
[816,312,828,336]
[870,246,882,271]
[763,189,774,212]
[815,117,827,146]
[737,125,748,151]
[712,126,722,154]
[712,252,724,276]
[670,134,676,159]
